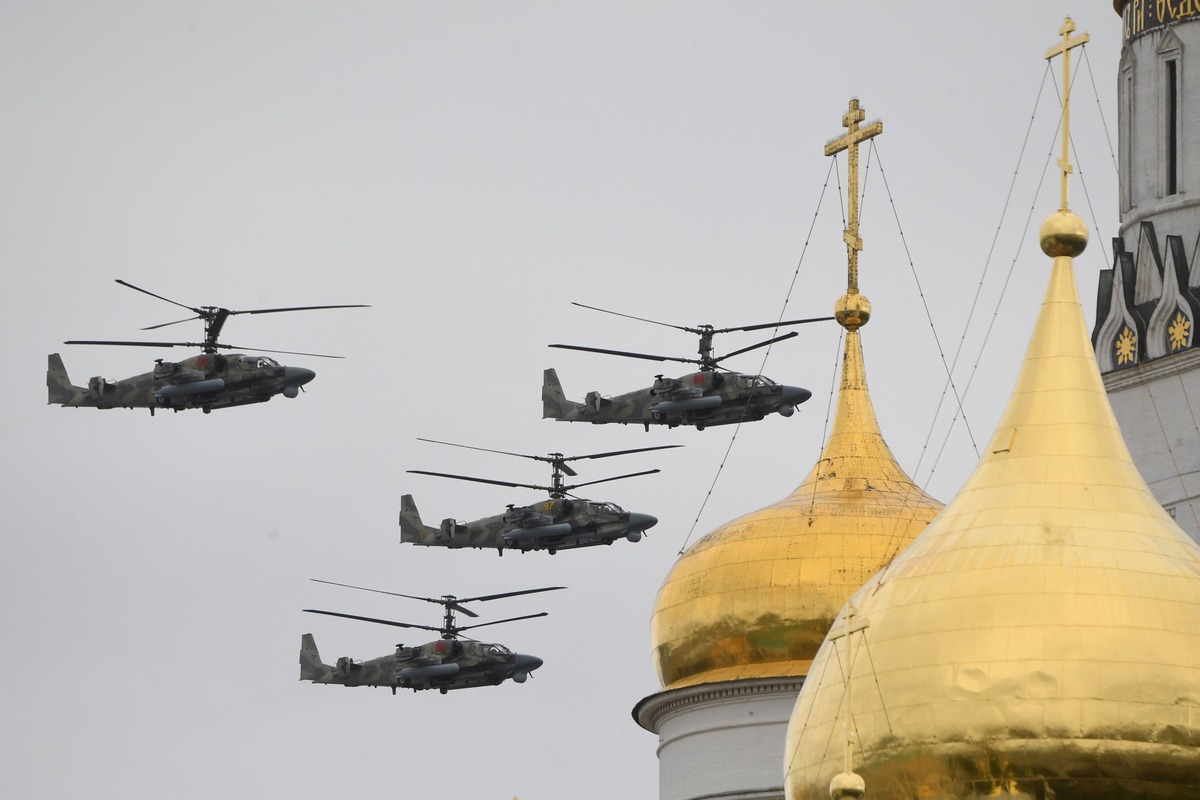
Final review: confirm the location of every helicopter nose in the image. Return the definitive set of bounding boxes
[782,385,812,406]
[285,366,316,386]
[627,512,658,531]
[515,654,544,672]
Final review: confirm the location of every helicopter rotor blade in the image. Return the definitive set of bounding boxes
[560,468,661,493]
[302,609,443,632]
[115,279,204,314]
[219,344,345,359]
[64,339,209,349]
[309,578,480,617]
[715,315,835,334]
[63,339,344,358]
[224,304,370,317]
[548,343,700,366]
[571,300,834,337]
[455,586,566,605]
[570,301,691,332]
[406,470,549,493]
[712,331,800,363]
[415,437,554,464]
[562,444,683,463]
[140,315,203,331]
[416,438,681,475]
[416,438,577,476]
[456,611,549,633]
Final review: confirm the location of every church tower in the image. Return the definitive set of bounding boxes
[786,20,1200,798]
[1093,1,1200,544]
[633,100,943,800]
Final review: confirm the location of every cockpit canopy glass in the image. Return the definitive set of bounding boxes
[240,356,281,370]
[735,374,777,389]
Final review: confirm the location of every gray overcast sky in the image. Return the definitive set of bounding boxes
[2,4,1121,799]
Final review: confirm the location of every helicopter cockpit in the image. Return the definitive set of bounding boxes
[485,644,513,657]
[236,355,283,372]
[734,374,779,389]
[588,501,624,516]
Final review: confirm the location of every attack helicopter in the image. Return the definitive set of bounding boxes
[400,438,675,555]
[301,581,563,694]
[48,279,367,414]
[544,302,830,431]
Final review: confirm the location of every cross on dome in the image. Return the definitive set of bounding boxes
[824,99,882,296]
[1044,17,1089,213]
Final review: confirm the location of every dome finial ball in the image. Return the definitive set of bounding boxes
[835,293,871,331]
[830,771,866,799]
[1039,209,1088,258]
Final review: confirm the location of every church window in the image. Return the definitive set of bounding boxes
[1167,59,1179,195]
[1121,64,1133,211]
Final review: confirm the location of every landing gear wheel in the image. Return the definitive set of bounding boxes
[439,687,448,695]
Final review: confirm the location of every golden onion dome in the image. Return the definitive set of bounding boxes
[649,296,943,690]
[784,232,1200,797]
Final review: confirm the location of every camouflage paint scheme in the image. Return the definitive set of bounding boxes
[399,493,657,555]
[47,352,315,414]
[299,633,543,694]
[541,367,812,431]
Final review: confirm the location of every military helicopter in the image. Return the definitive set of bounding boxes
[301,580,563,694]
[543,302,830,430]
[48,279,367,414]
[400,438,676,555]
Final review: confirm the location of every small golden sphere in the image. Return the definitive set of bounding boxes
[834,293,871,330]
[1039,209,1088,257]
[830,771,866,799]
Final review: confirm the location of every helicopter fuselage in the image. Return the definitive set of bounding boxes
[300,634,543,693]
[542,367,812,431]
[399,494,657,555]
[48,352,315,414]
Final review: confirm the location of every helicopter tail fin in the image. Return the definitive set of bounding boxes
[300,633,333,682]
[399,494,440,544]
[542,368,573,419]
[47,353,86,406]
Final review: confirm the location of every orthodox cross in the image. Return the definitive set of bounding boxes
[1044,17,1089,212]
[825,99,882,294]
